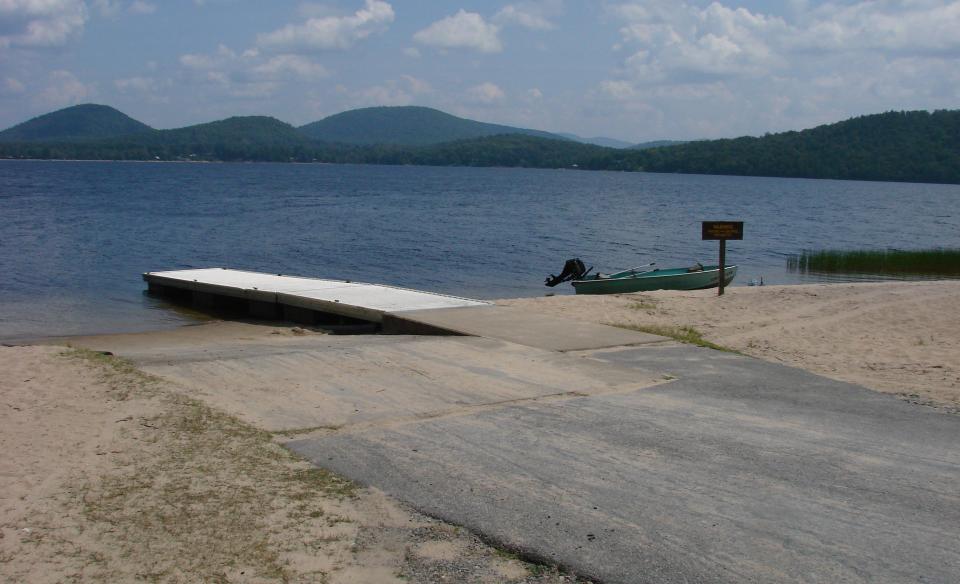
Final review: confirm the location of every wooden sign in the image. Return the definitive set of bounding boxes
[701,221,743,296]
[702,221,744,241]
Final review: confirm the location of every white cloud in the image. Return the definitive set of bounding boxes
[93,0,156,17]
[413,3,558,53]
[402,75,431,95]
[793,1,960,55]
[413,10,502,53]
[0,0,87,48]
[179,44,236,69]
[178,45,329,100]
[129,1,156,15]
[38,70,94,108]
[252,54,329,81]
[114,75,159,93]
[114,74,170,103]
[257,0,394,52]
[493,0,562,31]
[598,80,636,101]
[466,82,506,104]
[610,0,960,85]
[611,1,789,82]
[1,76,25,95]
[92,0,122,17]
[402,46,420,58]
[347,75,432,107]
[596,0,960,140]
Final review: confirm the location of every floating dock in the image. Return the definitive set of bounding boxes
[144,268,489,326]
[144,267,665,350]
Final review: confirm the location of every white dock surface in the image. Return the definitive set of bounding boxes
[144,268,489,322]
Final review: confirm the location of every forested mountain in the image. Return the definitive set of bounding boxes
[298,106,564,145]
[0,115,314,161]
[153,116,307,147]
[0,104,153,142]
[145,116,311,159]
[606,110,960,184]
[558,133,634,149]
[632,140,687,150]
[2,106,958,184]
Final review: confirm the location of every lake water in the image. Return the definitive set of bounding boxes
[2,160,959,340]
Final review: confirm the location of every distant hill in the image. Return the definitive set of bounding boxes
[0,104,153,142]
[152,116,308,148]
[3,105,959,184]
[602,110,960,184]
[0,115,313,162]
[298,106,565,146]
[632,140,687,150]
[558,133,633,149]
[138,116,312,160]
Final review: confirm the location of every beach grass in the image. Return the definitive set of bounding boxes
[609,323,738,353]
[787,248,960,276]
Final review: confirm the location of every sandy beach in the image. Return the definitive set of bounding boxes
[2,280,959,582]
[0,342,572,583]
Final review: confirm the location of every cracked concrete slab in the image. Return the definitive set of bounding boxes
[383,305,666,351]
[288,346,960,584]
[73,322,665,432]
[72,323,960,583]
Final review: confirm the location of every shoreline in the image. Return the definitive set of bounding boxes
[5,278,959,347]
[5,157,960,186]
[9,279,956,414]
[4,279,959,580]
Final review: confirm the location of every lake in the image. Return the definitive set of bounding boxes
[2,160,959,340]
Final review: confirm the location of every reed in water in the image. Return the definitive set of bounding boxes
[788,248,960,276]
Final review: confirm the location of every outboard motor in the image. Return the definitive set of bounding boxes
[545,258,590,287]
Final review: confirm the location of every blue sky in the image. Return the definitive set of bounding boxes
[1,1,959,141]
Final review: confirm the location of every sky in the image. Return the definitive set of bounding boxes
[1,0,959,142]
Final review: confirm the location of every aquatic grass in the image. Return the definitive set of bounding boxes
[787,248,960,276]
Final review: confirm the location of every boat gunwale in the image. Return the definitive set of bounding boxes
[571,264,737,286]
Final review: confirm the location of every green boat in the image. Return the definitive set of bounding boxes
[544,259,736,294]
[571,264,737,294]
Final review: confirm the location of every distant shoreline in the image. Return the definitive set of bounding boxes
[4,157,960,186]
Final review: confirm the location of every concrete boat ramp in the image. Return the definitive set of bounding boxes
[144,268,663,350]
[99,268,960,583]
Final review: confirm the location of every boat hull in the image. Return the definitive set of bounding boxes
[572,265,737,295]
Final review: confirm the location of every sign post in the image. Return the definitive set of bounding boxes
[701,221,743,296]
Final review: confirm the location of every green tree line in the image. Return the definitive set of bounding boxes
[2,110,958,184]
